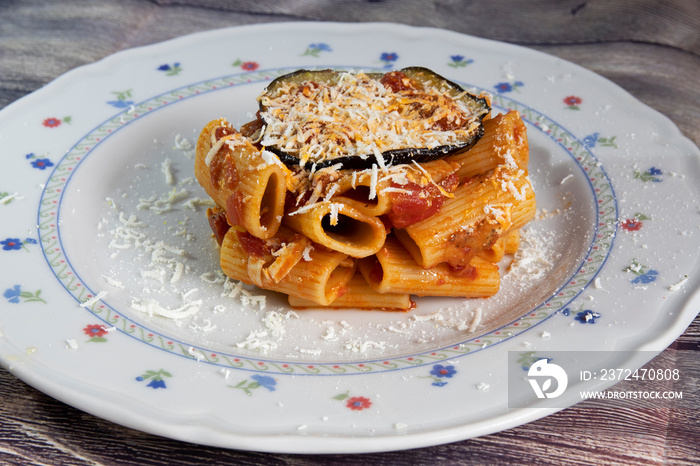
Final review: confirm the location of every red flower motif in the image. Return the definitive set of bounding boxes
[346,396,372,411]
[563,96,582,106]
[43,117,62,128]
[83,324,108,337]
[621,219,643,231]
[241,61,259,71]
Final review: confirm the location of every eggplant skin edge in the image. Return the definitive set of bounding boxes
[258,67,491,170]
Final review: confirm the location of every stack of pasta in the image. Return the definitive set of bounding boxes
[195,68,535,310]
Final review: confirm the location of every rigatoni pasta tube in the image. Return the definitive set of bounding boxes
[288,273,413,310]
[503,229,521,254]
[330,169,394,217]
[477,236,507,263]
[283,200,387,258]
[195,118,288,239]
[219,227,355,306]
[359,236,500,298]
[476,228,521,263]
[330,160,459,217]
[395,167,536,269]
[446,111,529,179]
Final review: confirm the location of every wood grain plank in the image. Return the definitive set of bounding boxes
[145,0,700,53]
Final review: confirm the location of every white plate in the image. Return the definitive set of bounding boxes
[1,22,699,454]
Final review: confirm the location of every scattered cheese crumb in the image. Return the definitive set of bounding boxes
[560,174,573,185]
[343,339,386,353]
[162,158,174,185]
[130,297,201,319]
[101,275,125,289]
[302,244,314,261]
[668,275,688,291]
[475,382,490,391]
[79,291,108,308]
[236,330,278,352]
[467,307,483,333]
[187,346,205,361]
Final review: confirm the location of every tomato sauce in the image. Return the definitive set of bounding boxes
[380,71,415,93]
[209,128,240,191]
[386,173,459,228]
[225,192,245,227]
[206,209,230,246]
[236,230,270,258]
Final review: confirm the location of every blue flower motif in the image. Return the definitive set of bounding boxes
[634,167,663,182]
[2,285,45,304]
[1,238,23,250]
[575,310,601,324]
[30,158,54,170]
[310,43,332,52]
[432,381,448,387]
[380,52,399,68]
[430,364,457,378]
[448,55,474,68]
[583,133,599,148]
[107,100,135,109]
[4,285,22,303]
[252,374,277,392]
[631,270,659,284]
[494,81,523,93]
[25,153,35,159]
[647,167,663,182]
[135,369,171,389]
[157,63,182,76]
[301,43,332,57]
[147,379,167,389]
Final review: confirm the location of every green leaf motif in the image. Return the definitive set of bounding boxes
[87,336,108,343]
[597,136,618,148]
[516,351,540,370]
[112,89,133,101]
[333,391,350,401]
[5,285,47,304]
[1,191,18,205]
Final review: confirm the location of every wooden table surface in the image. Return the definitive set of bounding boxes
[1,1,699,464]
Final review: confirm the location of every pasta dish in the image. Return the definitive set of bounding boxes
[194,68,535,310]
